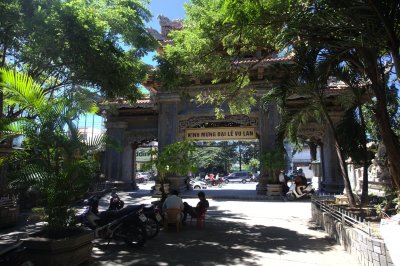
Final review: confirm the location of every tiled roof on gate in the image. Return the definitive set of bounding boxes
[232,56,292,65]
[101,96,155,109]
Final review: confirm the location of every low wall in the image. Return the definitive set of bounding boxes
[311,202,394,266]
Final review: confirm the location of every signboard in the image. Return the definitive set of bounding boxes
[185,127,257,141]
[136,148,152,162]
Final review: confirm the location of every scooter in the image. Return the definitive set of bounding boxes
[141,203,163,239]
[107,192,162,239]
[286,180,315,201]
[79,196,147,247]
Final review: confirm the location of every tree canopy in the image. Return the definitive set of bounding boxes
[0,0,157,107]
[160,0,400,192]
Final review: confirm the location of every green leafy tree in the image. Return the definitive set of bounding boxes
[334,64,374,205]
[282,0,400,191]
[260,148,285,184]
[0,0,157,116]
[157,0,285,117]
[160,0,400,193]
[216,141,238,173]
[1,68,106,234]
[191,146,221,171]
[248,158,260,173]
[147,140,197,181]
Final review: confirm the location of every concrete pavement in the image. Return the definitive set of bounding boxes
[90,183,361,266]
[0,182,361,266]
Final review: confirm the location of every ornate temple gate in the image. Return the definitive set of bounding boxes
[103,90,281,193]
[102,16,345,193]
[102,89,344,194]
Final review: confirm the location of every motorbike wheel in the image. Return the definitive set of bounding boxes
[286,193,296,201]
[123,224,147,247]
[145,217,160,239]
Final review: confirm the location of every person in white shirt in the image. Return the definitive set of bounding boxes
[162,190,184,211]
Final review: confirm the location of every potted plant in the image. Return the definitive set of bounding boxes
[260,147,286,196]
[145,140,197,198]
[1,68,103,265]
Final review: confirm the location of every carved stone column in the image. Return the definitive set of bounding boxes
[104,121,127,181]
[157,92,185,191]
[157,92,180,151]
[321,126,343,193]
[257,103,280,194]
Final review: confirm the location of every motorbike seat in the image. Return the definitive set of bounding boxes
[99,205,143,223]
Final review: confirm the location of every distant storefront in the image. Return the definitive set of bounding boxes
[135,143,157,171]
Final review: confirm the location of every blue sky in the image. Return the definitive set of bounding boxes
[79,1,187,129]
[147,0,187,30]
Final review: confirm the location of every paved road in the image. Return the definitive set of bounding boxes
[90,188,361,266]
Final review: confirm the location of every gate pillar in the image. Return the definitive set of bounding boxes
[157,92,186,191]
[320,126,343,193]
[257,103,280,194]
[157,92,180,150]
[104,121,128,182]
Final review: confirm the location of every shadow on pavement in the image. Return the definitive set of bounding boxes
[91,207,334,266]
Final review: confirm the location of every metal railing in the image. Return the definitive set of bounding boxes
[311,195,381,238]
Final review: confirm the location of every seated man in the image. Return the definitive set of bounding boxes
[183,191,209,223]
[162,190,184,227]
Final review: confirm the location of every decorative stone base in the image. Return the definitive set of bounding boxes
[153,183,170,196]
[256,183,268,195]
[266,184,283,196]
[166,176,187,193]
[23,229,94,266]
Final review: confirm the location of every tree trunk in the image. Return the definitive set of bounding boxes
[362,48,400,191]
[373,85,400,190]
[358,105,369,205]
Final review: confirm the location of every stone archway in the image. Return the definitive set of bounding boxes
[125,131,157,189]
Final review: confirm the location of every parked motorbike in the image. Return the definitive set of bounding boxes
[205,178,223,188]
[286,179,315,200]
[142,203,163,239]
[106,192,162,239]
[79,196,147,247]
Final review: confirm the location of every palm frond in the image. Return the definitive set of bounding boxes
[0,68,46,113]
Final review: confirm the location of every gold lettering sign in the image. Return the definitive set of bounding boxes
[185,127,257,140]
